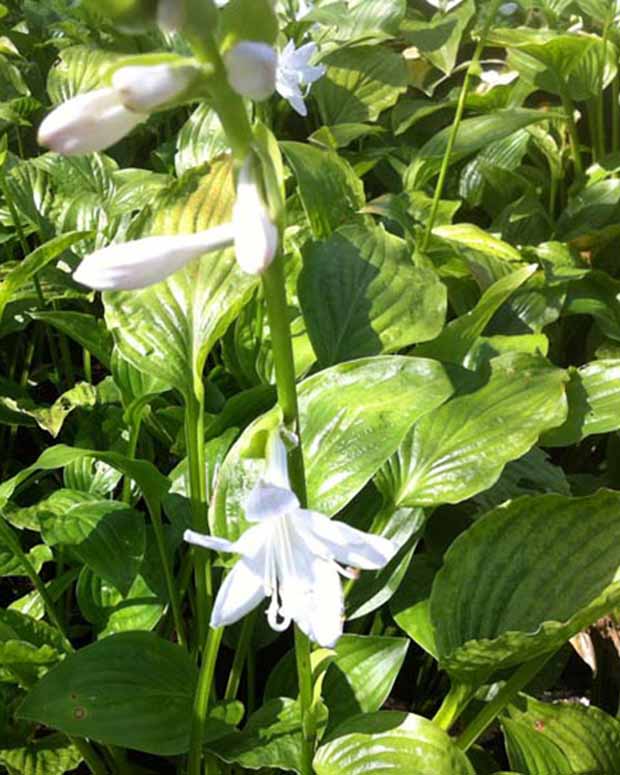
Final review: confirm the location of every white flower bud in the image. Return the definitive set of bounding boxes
[112,63,196,112]
[73,225,235,291]
[157,0,186,30]
[232,159,278,275]
[224,41,277,101]
[38,88,146,156]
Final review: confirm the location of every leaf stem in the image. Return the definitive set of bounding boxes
[432,680,475,731]
[224,609,258,701]
[294,626,316,775]
[72,738,110,775]
[187,626,224,775]
[420,0,504,252]
[456,651,554,751]
[558,87,584,180]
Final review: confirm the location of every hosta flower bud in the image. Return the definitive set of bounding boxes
[112,63,196,112]
[233,159,278,275]
[73,225,235,291]
[37,88,146,156]
[157,0,186,30]
[224,41,277,101]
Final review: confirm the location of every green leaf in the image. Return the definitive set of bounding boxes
[432,223,523,263]
[541,360,620,446]
[18,632,197,755]
[0,382,97,437]
[330,0,406,41]
[219,0,278,46]
[322,635,409,729]
[0,734,82,775]
[0,609,65,669]
[104,159,259,400]
[0,230,90,322]
[213,356,455,539]
[47,45,121,103]
[431,490,620,680]
[416,265,537,365]
[175,104,227,175]
[29,311,113,369]
[391,554,440,657]
[41,500,145,596]
[299,222,446,367]
[314,711,475,775]
[281,142,365,239]
[382,353,567,507]
[505,695,620,774]
[211,697,327,774]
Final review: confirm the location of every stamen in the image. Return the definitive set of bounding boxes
[267,591,291,631]
[336,563,359,580]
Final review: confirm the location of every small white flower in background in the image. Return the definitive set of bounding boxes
[112,63,196,112]
[424,0,465,11]
[498,2,519,15]
[477,69,519,94]
[224,41,278,101]
[276,40,326,117]
[233,157,278,274]
[72,155,276,290]
[38,63,193,156]
[72,225,235,291]
[38,88,147,156]
[184,431,397,647]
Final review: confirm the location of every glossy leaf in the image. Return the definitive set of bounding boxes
[0,734,82,775]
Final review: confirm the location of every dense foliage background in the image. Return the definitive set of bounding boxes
[2,0,620,773]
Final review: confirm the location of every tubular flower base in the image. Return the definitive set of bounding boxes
[184,433,397,648]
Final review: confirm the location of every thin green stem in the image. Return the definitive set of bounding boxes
[457,651,554,751]
[294,626,316,775]
[84,348,92,383]
[224,609,258,701]
[613,75,620,155]
[187,627,224,775]
[558,86,584,180]
[122,417,141,504]
[420,0,504,252]
[72,738,109,775]
[432,681,475,731]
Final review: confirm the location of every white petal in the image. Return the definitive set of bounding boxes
[224,41,277,101]
[264,431,291,489]
[233,159,278,274]
[112,64,196,112]
[72,224,234,291]
[299,62,326,86]
[293,509,398,570]
[210,556,266,627]
[38,88,146,156]
[183,529,236,553]
[245,483,298,522]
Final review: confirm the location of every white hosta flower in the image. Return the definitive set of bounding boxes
[276,40,326,117]
[72,225,235,291]
[112,63,196,112]
[425,0,465,11]
[224,41,278,101]
[184,432,397,647]
[478,69,519,92]
[233,158,278,274]
[38,88,146,156]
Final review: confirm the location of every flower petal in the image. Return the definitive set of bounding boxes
[211,556,266,628]
[294,509,398,569]
[245,483,299,522]
[183,529,236,553]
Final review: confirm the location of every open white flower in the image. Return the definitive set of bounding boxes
[184,432,397,647]
[72,156,275,290]
[276,40,326,117]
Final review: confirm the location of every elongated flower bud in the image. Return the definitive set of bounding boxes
[73,225,235,291]
[38,88,146,156]
[112,63,196,112]
[224,41,277,101]
[233,159,278,275]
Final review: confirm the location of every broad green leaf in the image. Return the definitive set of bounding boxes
[381,353,567,507]
[431,490,620,680]
[18,632,197,755]
[416,265,537,365]
[314,711,475,775]
[175,104,227,175]
[281,142,365,239]
[0,382,97,437]
[0,734,82,775]
[314,45,407,125]
[47,45,120,103]
[29,311,113,369]
[542,360,620,446]
[556,180,620,248]
[299,223,446,366]
[330,0,406,41]
[212,356,455,539]
[322,635,409,729]
[211,697,327,774]
[489,28,618,101]
[104,159,258,399]
[2,489,95,532]
[41,500,145,596]
[432,224,523,263]
[502,717,572,774]
[564,271,620,341]
[0,542,51,578]
[0,231,90,321]
[0,609,65,670]
[505,695,620,774]
[391,554,439,657]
